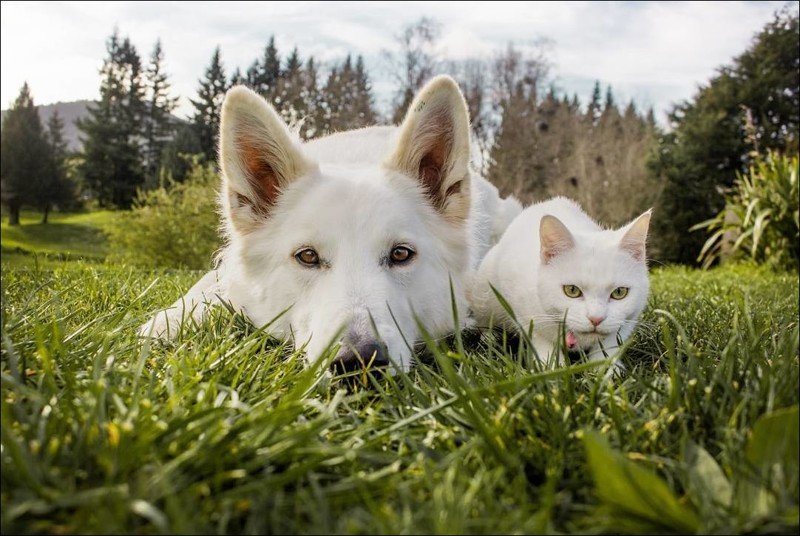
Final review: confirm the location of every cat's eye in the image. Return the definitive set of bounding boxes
[295,247,320,267]
[563,285,583,298]
[389,245,416,265]
[611,287,629,300]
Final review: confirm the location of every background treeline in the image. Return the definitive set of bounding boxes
[1,7,797,266]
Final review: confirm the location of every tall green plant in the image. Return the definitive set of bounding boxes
[693,151,799,269]
[106,161,220,269]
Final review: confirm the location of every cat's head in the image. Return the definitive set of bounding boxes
[536,210,651,349]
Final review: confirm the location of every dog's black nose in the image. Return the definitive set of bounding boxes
[331,342,389,375]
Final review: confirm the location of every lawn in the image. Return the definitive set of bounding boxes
[1,210,114,267]
[1,258,798,534]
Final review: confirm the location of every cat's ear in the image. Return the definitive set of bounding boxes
[619,209,652,261]
[219,85,318,233]
[540,215,575,264]
[385,75,471,223]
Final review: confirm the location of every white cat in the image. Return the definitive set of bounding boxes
[469,196,651,366]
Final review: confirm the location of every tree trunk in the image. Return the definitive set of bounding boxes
[8,201,20,225]
[42,204,49,224]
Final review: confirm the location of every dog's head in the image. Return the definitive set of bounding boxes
[218,76,472,373]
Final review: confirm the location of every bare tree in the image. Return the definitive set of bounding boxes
[383,17,442,123]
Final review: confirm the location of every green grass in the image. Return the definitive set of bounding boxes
[1,262,798,534]
[1,211,115,267]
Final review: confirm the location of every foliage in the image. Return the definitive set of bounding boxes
[158,124,205,183]
[142,39,179,188]
[1,262,797,534]
[105,163,221,269]
[693,151,799,269]
[488,76,661,228]
[0,83,59,225]
[41,111,78,220]
[583,406,799,534]
[190,47,227,163]
[77,29,147,208]
[649,7,799,264]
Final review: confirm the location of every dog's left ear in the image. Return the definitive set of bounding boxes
[385,75,471,223]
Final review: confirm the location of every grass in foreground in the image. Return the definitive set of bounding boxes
[1,262,798,534]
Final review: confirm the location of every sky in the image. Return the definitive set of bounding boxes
[0,1,793,124]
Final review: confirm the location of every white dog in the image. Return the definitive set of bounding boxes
[140,76,521,373]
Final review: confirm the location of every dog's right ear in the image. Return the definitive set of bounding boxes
[219,86,317,233]
[385,76,472,224]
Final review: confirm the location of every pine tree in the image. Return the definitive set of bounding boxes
[229,67,245,87]
[302,57,321,138]
[321,55,377,133]
[41,111,75,222]
[247,37,281,97]
[604,86,615,111]
[190,46,227,162]
[586,80,602,125]
[143,39,179,187]
[77,30,147,207]
[354,56,377,125]
[0,83,51,224]
[284,48,301,80]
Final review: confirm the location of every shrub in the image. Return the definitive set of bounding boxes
[694,151,799,269]
[106,163,221,269]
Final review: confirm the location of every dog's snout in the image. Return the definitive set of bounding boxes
[331,341,389,374]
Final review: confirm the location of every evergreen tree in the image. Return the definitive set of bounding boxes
[190,46,227,162]
[247,37,281,96]
[230,67,245,87]
[649,7,799,263]
[143,39,179,187]
[0,83,51,224]
[586,80,602,124]
[284,48,301,79]
[604,86,615,111]
[77,29,147,207]
[321,55,377,133]
[159,124,204,182]
[41,111,75,222]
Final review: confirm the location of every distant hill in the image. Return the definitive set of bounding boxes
[1,100,187,153]
[1,100,92,152]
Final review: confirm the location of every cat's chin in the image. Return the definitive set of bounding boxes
[567,330,607,346]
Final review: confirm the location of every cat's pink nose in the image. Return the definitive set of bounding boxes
[588,315,605,327]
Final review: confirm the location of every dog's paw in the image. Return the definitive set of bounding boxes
[138,310,181,340]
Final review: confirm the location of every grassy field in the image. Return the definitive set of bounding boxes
[1,252,798,533]
[1,211,114,268]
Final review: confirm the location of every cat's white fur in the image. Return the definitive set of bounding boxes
[469,196,651,365]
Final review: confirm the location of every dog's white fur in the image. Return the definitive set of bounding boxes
[469,197,651,365]
[140,76,521,372]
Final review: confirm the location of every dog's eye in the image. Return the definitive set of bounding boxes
[389,245,415,265]
[295,248,320,267]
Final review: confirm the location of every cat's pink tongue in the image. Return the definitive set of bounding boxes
[566,331,578,350]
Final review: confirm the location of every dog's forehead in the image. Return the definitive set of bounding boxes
[272,164,432,236]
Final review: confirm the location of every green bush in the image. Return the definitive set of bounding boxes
[694,151,799,269]
[106,163,221,269]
